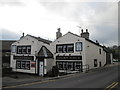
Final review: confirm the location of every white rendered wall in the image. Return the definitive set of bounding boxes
[85,40,106,69]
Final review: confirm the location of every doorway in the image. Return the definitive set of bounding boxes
[38,61,44,76]
[99,61,102,67]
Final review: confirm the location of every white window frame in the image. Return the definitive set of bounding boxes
[17,46,22,54]
[76,42,82,51]
[22,46,27,54]
[57,46,63,53]
[27,46,31,54]
[11,45,16,53]
[67,45,74,53]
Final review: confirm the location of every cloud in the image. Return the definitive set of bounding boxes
[39,2,118,46]
[0,0,118,46]
[0,28,20,40]
[0,0,24,6]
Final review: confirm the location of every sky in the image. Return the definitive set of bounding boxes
[0,0,119,47]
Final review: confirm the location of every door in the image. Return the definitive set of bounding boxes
[99,61,102,67]
[39,61,44,76]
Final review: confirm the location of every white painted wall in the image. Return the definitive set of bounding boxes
[50,32,86,65]
[44,58,54,74]
[10,35,44,74]
[85,40,106,69]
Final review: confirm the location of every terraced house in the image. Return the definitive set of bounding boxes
[10,28,108,75]
[50,28,106,73]
[10,33,54,76]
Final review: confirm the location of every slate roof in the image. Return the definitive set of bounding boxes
[37,46,53,58]
[27,34,52,44]
[67,32,104,48]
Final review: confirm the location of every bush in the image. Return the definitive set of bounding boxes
[52,66,59,77]
[2,67,12,76]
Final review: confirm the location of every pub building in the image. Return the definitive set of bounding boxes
[50,28,106,73]
[10,33,54,76]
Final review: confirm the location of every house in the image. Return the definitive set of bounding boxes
[10,33,54,76]
[103,47,113,64]
[1,40,16,68]
[50,28,106,73]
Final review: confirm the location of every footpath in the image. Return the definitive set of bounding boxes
[2,63,119,88]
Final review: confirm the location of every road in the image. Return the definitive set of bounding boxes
[3,65,119,89]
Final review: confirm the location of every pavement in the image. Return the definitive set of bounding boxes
[2,63,119,88]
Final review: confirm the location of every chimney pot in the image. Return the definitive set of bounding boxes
[81,29,83,33]
[23,32,24,37]
[86,29,88,32]
[58,28,60,32]
[56,28,62,39]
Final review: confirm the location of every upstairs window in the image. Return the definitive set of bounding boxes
[22,46,27,54]
[11,45,16,53]
[76,42,82,51]
[17,46,22,54]
[56,44,74,53]
[27,46,31,54]
[17,46,31,54]
[67,45,74,53]
[57,46,63,53]
[99,49,101,54]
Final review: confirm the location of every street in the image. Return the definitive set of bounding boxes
[3,65,119,89]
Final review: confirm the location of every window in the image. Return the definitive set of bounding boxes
[67,45,74,53]
[17,46,31,54]
[76,42,82,51]
[94,59,97,67]
[21,61,26,69]
[16,61,21,69]
[17,46,22,54]
[57,62,63,70]
[68,62,73,70]
[27,46,31,54]
[99,49,101,54]
[22,46,27,54]
[56,44,74,53]
[11,45,16,53]
[57,46,63,53]
[16,61,30,70]
[63,45,67,53]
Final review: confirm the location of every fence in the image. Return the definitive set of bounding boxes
[83,64,89,72]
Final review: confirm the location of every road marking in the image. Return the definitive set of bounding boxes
[110,82,118,89]
[105,82,116,89]
[3,80,55,88]
[104,82,119,90]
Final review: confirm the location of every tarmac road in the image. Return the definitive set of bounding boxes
[3,65,119,89]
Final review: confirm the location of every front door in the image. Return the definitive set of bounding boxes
[39,61,44,76]
[99,61,102,67]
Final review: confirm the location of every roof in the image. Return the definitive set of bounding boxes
[37,46,53,58]
[0,40,16,52]
[26,34,52,44]
[58,31,104,48]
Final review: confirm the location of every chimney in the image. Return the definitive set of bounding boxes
[81,29,83,33]
[20,32,25,39]
[23,32,24,37]
[56,28,62,39]
[81,29,89,39]
[96,40,99,45]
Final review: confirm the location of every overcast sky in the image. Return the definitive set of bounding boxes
[0,0,119,47]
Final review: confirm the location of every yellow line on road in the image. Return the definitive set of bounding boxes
[3,80,55,88]
[110,82,118,89]
[104,82,119,90]
[105,82,116,89]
